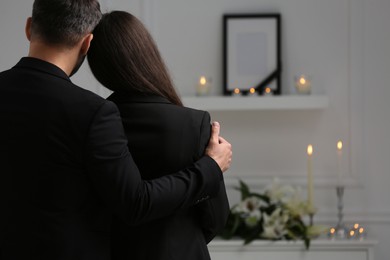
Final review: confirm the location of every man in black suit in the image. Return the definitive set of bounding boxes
[0,0,232,259]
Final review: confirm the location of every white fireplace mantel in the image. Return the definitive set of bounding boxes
[208,239,377,260]
[182,95,329,111]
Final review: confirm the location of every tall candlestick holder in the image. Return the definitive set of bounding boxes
[334,185,348,239]
[306,203,317,227]
[309,213,314,226]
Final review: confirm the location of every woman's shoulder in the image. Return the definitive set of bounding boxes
[167,105,211,128]
[108,92,210,120]
[181,105,209,118]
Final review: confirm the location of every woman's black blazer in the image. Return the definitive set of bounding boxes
[107,93,229,260]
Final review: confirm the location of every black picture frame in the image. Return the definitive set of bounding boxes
[223,14,282,96]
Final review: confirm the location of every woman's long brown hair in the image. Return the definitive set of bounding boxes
[87,11,183,106]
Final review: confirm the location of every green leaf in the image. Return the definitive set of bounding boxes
[244,236,256,245]
[304,238,311,250]
[243,228,261,245]
[237,179,251,200]
[230,214,241,236]
[249,193,270,203]
[286,229,298,240]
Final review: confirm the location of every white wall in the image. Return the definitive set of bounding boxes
[359,0,390,258]
[148,0,351,184]
[0,0,389,259]
[0,1,30,71]
[142,2,390,259]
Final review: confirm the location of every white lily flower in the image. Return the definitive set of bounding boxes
[284,187,307,217]
[262,226,280,239]
[227,180,317,249]
[244,209,262,227]
[265,178,295,204]
[261,208,289,239]
[232,196,265,214]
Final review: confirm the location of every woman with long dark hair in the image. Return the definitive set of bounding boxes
[87,11,229,260]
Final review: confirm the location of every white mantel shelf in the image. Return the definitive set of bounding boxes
[208,239,377,260]
[182,95,329,111]
[208,239,377,251]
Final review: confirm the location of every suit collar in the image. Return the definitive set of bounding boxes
[107,92,172,105]
[14,57,71,82]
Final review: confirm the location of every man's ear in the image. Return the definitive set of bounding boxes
[25,17,32,41]
[80,34,93,55]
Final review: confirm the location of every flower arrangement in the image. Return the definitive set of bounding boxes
[219,179,327,249]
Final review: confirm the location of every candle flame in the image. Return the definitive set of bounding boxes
[265,87,271,94]
[299,77,306,85]
[337,141,343,151]
[307,145,313,155]
[249,88,255,94]
[199,76,207,85]
[234,88,240,94]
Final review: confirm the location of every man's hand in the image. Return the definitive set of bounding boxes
[205,122,232,173]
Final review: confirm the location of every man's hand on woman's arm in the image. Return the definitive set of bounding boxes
[205,121,232,173]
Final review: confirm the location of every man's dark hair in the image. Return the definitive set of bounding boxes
[31,0,102,47]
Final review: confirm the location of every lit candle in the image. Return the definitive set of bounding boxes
[295,75,311,95]
[232,88,241,96]
[357,226,366,240]
[337,141,343,185]
[248,87,257,97]
[358,227,365,240]
[263,87,273,96]
[196,76,210,96]
[353,223,359,230]
[307,144,314,211]
[328,227,336,239]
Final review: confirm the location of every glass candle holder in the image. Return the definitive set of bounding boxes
[294,75,312,95]
[348,228,357,239]
[196,76,211,96]
[328,227,337,240]
[351,223,366,240]
[357,226,367,240]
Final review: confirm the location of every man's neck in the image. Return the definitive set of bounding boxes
[28,41,78,76]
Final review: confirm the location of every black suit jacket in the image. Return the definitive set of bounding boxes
[107,93,230,260]
[0,58,222,260]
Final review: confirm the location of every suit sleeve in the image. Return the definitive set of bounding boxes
[195,111,230,243]
[84,101,222,225]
